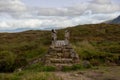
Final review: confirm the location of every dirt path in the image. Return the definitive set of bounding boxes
[54,66,120,80]
[55,72,92,80]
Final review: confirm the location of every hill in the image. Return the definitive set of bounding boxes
[0,23,120,72]
[106,15,120,24]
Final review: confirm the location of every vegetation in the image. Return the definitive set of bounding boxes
[61,64,90,72]
[25,63,56,72]
[0,51,16,72]
[0,23,119,73]
[0,71,62,80]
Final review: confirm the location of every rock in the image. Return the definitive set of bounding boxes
[82,60,91,68]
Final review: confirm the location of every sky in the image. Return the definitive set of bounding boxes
[0,0,120,32]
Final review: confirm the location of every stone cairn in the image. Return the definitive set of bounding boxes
[43,29,79,69]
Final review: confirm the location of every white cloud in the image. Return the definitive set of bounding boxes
[31,0,120,16]
[0,12,119,32]
[0,0,119,17]
[0,0,120,32]
[89,0,120,13]
[0,0,26,12]
[92,0,111,4]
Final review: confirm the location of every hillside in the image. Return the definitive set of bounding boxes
[107,15,120,24]
[0,23,120,54]
[0,23,120,72]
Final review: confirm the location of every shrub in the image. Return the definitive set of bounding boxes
[0,51,16,72]
[14,54,27,69]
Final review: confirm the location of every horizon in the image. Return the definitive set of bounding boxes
[0,0,120,32]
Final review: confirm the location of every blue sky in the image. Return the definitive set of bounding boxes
[0,0,120,32]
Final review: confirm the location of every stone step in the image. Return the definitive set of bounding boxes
[48,52,72,58]
[50,47,72,51]
[54,63,73,67]
[50,58,73,63]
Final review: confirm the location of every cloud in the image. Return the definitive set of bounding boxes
[92,0,111,4]
[0,0,27,19]
[0,0,120,32]
[35,3,88,16]
[0,0,26,12]
[89,0,120,13]
[0,0,119,17]
[0,12,119,32]
[32,0,120,16]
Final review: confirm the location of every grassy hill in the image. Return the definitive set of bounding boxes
[0,23,120,72]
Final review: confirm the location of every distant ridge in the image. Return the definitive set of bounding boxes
[106,15,120,24]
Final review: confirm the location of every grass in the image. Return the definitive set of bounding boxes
[61,63,92,72]
[25,63,56,72]
[0,71,62,80]
[0,23,120,72]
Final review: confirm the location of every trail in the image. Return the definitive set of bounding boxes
[54,66,120,80]
[55,72,92,80]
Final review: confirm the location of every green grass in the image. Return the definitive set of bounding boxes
[0,23,120,72]
[61,63,92,72]
[25,63,56,72]
[0,71,62,80]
